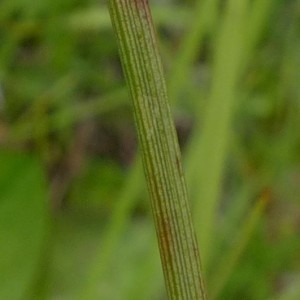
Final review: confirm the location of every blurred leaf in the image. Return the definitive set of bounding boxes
[67,5,191,32]
[185,0,250,270]
[210,189,270,299]
[276,276,300,300]
[70,158,124,210]
[0,151,49,300]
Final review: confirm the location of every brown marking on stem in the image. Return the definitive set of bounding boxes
[134,0,150,18]
[149,171,179,297]
[175,153,183,178]
[160,215,173,259]
[151,175,173,256]
[135,0,149,6]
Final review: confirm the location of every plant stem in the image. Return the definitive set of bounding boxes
[108,0,207,299]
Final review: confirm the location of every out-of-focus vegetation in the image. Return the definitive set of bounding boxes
[0,0,299,299]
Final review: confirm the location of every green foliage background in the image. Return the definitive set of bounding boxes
[0,0,299,299]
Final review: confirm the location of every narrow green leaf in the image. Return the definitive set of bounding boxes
[77,158,144,300]
[209,190,270,299]
[185,0,250,270]
[0,151,49,300]
[168,0,220,103]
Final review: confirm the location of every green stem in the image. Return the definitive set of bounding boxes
[108,0,206,299]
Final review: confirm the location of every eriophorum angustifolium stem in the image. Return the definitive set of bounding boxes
[108,0,207,299]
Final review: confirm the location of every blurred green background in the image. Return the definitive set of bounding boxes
[0,0,299,299]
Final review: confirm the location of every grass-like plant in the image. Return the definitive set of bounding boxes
[1,0,299,299]
[107,0,207,299]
